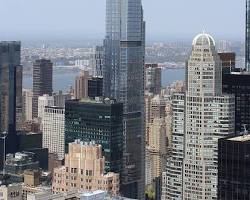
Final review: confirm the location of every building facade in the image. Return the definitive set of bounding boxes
[218,134,250,200]
[88,77,103,98]
[246,0,250,71]
[38,94,54,120]
[0,184,22,200]
[0,41,21,170]
[22,89,33,122]
[0,41,21,134]
[147,118,167,183]
[145,64,161,95]
[42,106,65,160]
[74,71,91,100]
[16,65,23,131]
[53,90,71,108]
[222,72,250,134]
[162,93,185,200]
[92,46,104,77]
[65,99,123,174]
[183,33,235,199]
[103,1,145,198]
[32,59,53,119]
[52,141,119,195]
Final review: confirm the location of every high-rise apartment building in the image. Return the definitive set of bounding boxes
[42,106,65,160]
[162,93,184,200]
[246,0,250,71]
[183,33,235,199]
[0,41,21,170]
[52,141,119,195]
[150,95,166,123]
[32,59,53,119]
[145,64,162,95]
[22,89,33,122]
[218,134,250,200]
[74,71,91,99]
[147,118,167,183]
[65,99,123,174]
[103,1,145,198]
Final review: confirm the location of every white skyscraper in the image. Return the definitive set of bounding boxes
[182,33,235,199]
[162,93,185,200]
[42,106,65,160]
[38,94,54,120]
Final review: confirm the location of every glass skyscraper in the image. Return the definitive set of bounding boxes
[246,0,250,71]
[0,41,21,134]
[103,0,145,199]
[65,99,123,174]
[32,59,53,118]
[0,41,21,170]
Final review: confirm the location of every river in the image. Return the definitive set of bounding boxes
[23,68,185,92]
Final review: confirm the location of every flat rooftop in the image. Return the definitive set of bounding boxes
[227,134,250,142]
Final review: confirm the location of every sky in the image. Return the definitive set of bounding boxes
[0,0,245,41]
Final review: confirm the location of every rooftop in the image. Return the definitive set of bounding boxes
[192,32,215,46]
[227,134,250,142]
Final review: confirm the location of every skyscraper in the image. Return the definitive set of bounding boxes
[103,1,145,198]
[22,89,33,122]
[183,33,235,199]
[42,106,65,160]
[218,134,250,200]
[0,41,21,169]
[16,65,23,131]
[246,0,250,71]
[222,72,250,133]
[74,71,91,99]
[32,59,53,119]
[65,99,123,174]
[145,64,162,95]
[162,93,185,200]
[92,46,104,77]
[0,41,21,134]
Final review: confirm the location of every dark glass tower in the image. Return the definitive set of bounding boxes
[0,41,21,170]
[218,134,250,200]
[246,0,250,71]
[32,59,53,118]
[103,1,145,198]
[65,99,123,174]
[222,72,250,133]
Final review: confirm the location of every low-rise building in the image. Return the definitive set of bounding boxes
[52,140,119,195]
[0,184,22,200]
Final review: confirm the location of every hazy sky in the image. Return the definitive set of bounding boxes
[0,0,245,41]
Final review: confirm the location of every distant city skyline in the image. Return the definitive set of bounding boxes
[0,0,245,41]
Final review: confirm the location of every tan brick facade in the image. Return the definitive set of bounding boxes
[52,141,119,195]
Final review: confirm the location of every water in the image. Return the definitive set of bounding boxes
[23,68,185,92]
[162,68,185,86]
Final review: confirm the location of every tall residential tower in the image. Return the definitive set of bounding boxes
[183,33,235,199]
[103,0,145,199]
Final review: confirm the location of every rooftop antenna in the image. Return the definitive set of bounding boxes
[243,124,248,137]
[42,43,48,59]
